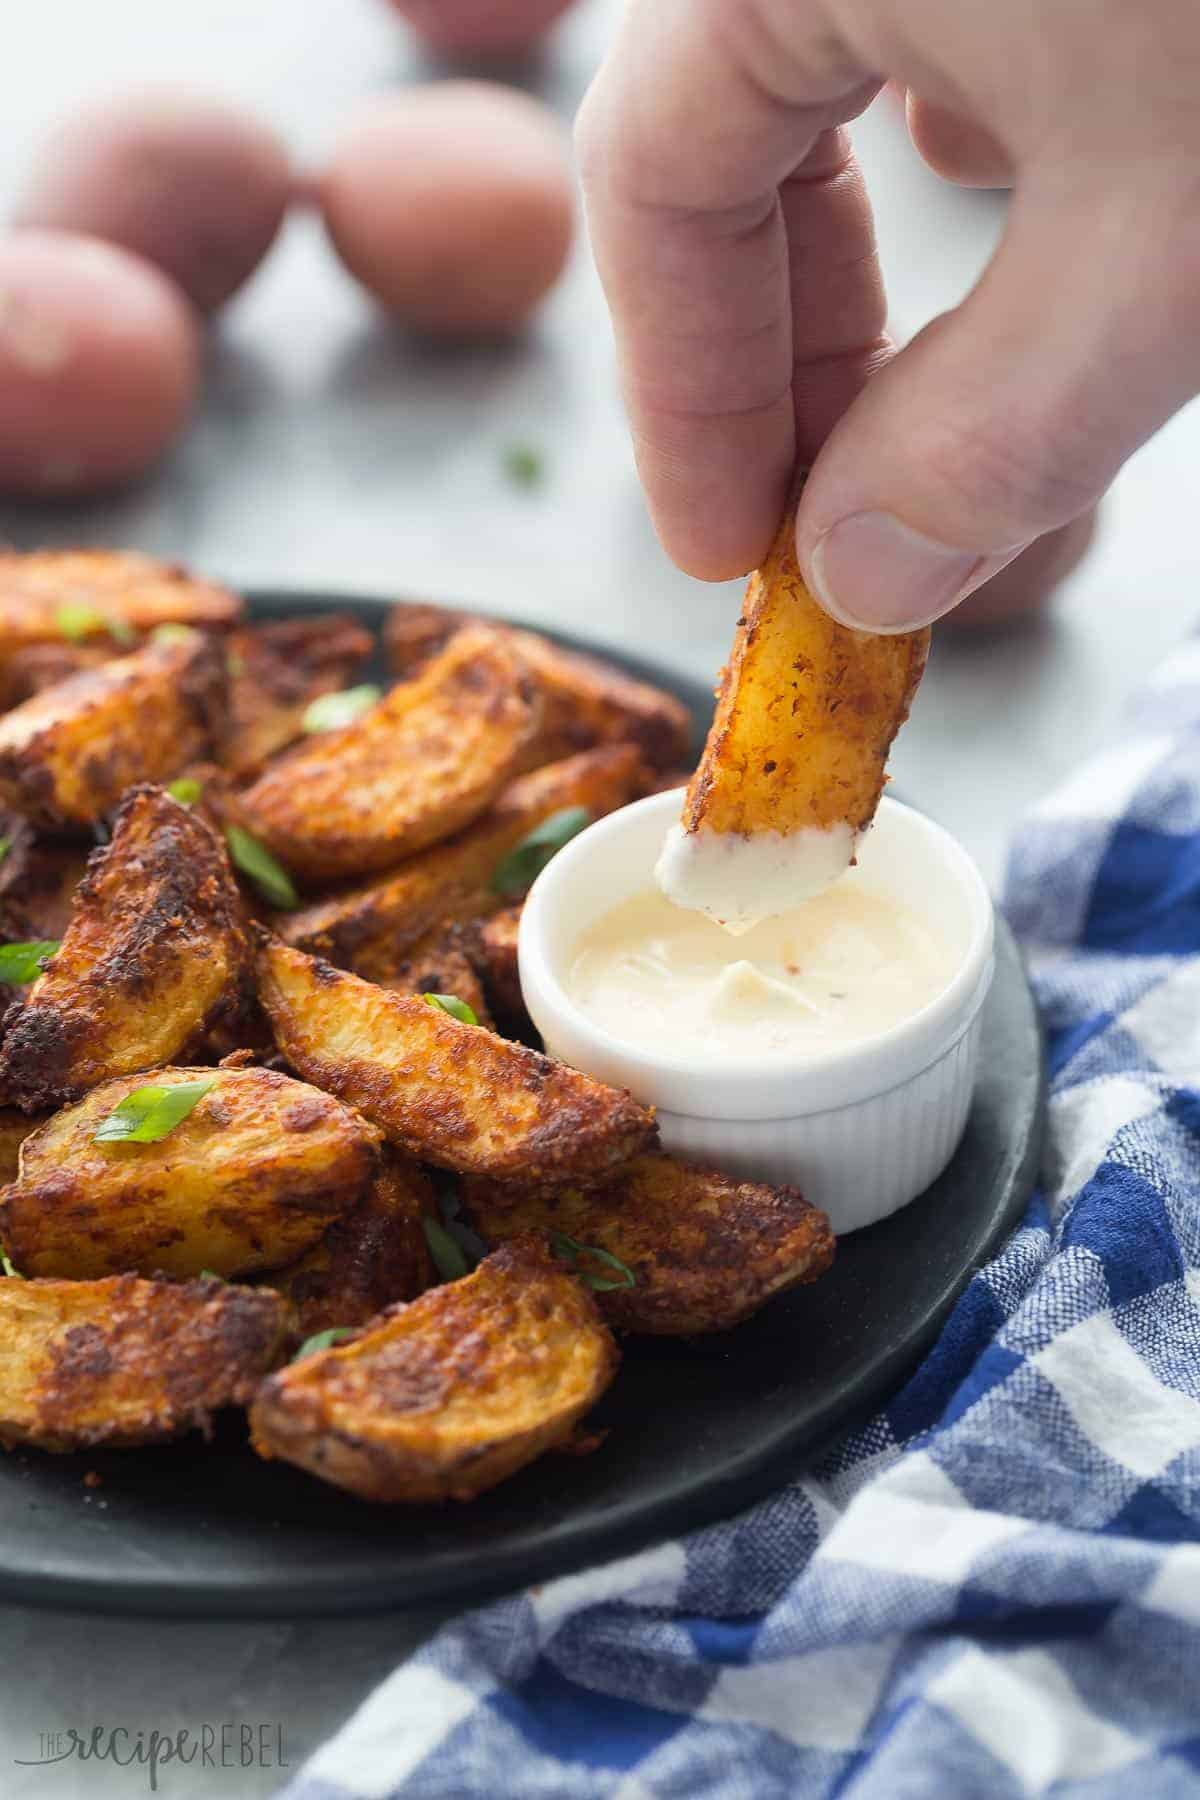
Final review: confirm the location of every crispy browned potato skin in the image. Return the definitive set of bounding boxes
[375,925,493,1029]
[467,903,527,1033]
[0,1274,294,1452]
[0,1065,381,1281]
[681,493,929,842]
[238,625,539,881]
[0,548,241,657]
[0,641,117,711]
[0,786,253,1110]
[0,818,89,941]
[222,614,373,780]
[0,631,227,827]
[250,1236,617,1502]
[0,1108,43,1184]
[463,1153,835,1336]
[280,744,647,979]
[263,1153,434,1335]
[383,603,692,773]
[257,935,657,1183]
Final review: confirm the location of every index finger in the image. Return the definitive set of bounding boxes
[576,0,879,579]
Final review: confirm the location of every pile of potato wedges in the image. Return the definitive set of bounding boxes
[0,551,834,1505]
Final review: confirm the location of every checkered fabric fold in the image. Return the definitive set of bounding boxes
[283,637,1200,1799]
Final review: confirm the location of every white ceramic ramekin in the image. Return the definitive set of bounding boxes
[518,790,995,1234]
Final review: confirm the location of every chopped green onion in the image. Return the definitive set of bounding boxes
[1,1253,21,1279]
[93,1078,216,1145]
[56,603,133,646]
[551,1232,636,1292]
[0,836,11,864]
[226,648,246,679]
[224,825,299,910]
[167,777,202,806]
[502,443,544,489]
[198,1268,224,1282]
[423,1215,470,1284]
[0,940,59,985]
[153,623,196,644]
[294,1326,357,1361]
[491,806,591,898]
[424,992,478,1027]
[302,685,382,734]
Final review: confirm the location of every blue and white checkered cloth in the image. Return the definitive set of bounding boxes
[283,635,1200,1799]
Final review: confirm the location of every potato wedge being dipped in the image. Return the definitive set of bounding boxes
[0,1065,382,1281]
[0,629,227,827]
[262,1152,434,1335]
[0,785,253,1110]
[280,743,647,979]
[256,935,656,1183]
[462,1153,835,1335]
[237,624,539,881]
[250,1236,618,1502]
[0,1274,293,1452]
[657,487,929,928]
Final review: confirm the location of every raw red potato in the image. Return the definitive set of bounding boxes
[15,90,291,315]
[0,231,197,497]
[320,84,574,336]
[382,0,577,55]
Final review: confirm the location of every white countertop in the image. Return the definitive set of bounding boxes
[1,2,1197,1793]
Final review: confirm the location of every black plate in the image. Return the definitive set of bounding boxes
[0,591,1044,1618]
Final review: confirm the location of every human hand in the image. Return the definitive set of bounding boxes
[577,0,1200,630]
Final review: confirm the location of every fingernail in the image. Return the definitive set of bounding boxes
[808,511,986,633]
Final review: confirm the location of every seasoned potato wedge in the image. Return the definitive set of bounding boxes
[0,818,89,941]
[0,1065,382,1281]
[467,903,527,1033]
[223,613,373,780]
[384,603,692,772]
[263,1153,434,1335]
[0,786,252,1109]
[250,1236,617,1502]
[0,1108,43,1184]
[257,935,656,1183]
[0,641,116,711]
[376,925,493,1029]
[0,548,241,655]
[0,630,226,827]
[659,491,928,925]
[0,1274,293,1452]
[238,624,538,881]
[463,1152,835,1335]
[281,744,647,979]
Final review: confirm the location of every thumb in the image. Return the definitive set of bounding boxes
[795,170,1200,631]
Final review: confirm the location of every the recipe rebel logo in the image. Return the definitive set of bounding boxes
[15,1721,289,1790]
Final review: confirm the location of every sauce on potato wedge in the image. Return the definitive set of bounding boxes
[249,1236,617,1503]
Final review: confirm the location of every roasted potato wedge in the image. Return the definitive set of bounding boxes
[250,1236,617,1502]
[0,818,89,941]
[257,935,656,1183]
[222,613,373,780]
[384,603,692,772]
[0,1274,293,1452]
[0,1108,43,1184]
[659,490,929,926]
[376,925,493,1029]
[281,744,647,980]
[0,1065,382,1281]
[263,1153,434,1335]
[238,624,538,881]
[0,641,116,711]
[0,629,226,827]
[0,548,241,656]
[463,1152,835,1335]
[467,903,527,1033]
[0,786,252,1109]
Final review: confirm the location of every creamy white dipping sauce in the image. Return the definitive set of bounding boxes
[566,882,957,1060]
[655,821,856,932]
